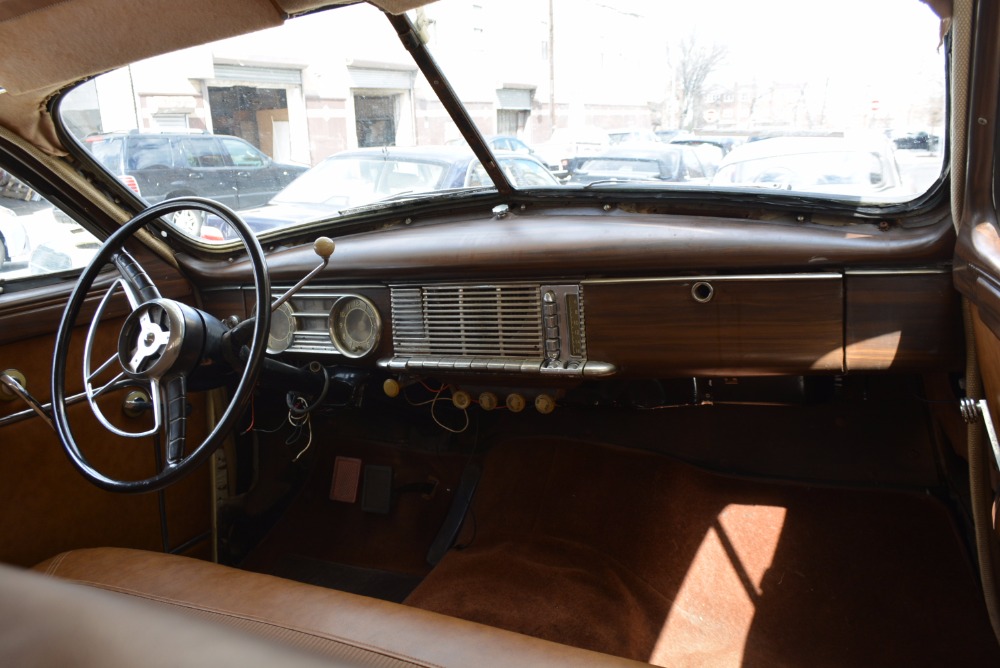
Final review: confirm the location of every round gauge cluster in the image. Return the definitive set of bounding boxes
[329,295,381,358]
[267,302,296,354]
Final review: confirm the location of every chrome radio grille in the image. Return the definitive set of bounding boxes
[391,284,544,358]
[384,283,612,377]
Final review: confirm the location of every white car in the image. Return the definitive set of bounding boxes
[711,135,906,201]
[533,126,611,175]
[0,205,29,272]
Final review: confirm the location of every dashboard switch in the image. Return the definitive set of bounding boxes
[383,378,401,398]
[506,393,526,413]
[534,394,556,415]
[452,390,472,410]
[479,392,498,411]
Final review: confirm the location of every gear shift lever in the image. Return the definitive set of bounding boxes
[270,236,335,312]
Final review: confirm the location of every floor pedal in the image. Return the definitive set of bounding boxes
[362,464,393,514]
[329,456,362,503]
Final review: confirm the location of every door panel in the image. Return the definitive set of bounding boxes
[0,207,212,567]
[0,318,212,566]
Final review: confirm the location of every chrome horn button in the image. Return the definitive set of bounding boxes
[118,299,187,380]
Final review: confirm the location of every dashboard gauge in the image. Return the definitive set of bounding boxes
[329,296,381,358]
[267,302,296,354]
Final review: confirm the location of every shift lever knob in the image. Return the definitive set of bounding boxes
[314,236,335,260]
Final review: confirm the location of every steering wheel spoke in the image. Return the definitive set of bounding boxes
[161,375,187,467]
[52,197,271,493]
[112,249,162,306]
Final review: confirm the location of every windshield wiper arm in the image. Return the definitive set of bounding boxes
[384,11,514,197]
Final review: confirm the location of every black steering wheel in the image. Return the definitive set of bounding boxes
[51,198,270,493]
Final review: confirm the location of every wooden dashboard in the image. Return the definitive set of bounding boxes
[190,206,962,380]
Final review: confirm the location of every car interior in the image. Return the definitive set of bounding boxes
[2,0,1000,666]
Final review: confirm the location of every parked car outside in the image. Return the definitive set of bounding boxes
[711,136,905,199]
[0,205,29,272]
[28,222,100,275]
[570,143,712,186]
[607,128,662,145]
[206,145,561,238]
[448,135,537,155]
[532,126,611,175]
[83,131,307,234]
[667,138,733,176]
[655,129,689,142]
[892,130,940,151]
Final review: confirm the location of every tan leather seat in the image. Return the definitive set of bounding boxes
[25,547,645,667]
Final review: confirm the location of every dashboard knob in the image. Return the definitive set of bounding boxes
[478,392,498,411]
[506,393,526,413]
[534,394,556,415]
[383,378,401,398]
[452,390,472,410]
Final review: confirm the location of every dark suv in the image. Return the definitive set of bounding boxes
[84,132,307,232]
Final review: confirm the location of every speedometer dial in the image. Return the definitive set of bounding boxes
[265,301,296,354]
[329,296,381,358]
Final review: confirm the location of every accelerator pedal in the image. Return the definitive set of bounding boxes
[362,465,394,514]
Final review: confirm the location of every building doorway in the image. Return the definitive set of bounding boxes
[208,86,289,157]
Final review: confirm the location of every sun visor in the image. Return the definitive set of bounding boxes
[0,0,282,96]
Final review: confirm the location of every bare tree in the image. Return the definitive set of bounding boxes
[672,35,727,130]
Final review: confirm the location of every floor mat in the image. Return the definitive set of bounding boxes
[404,437,1000,667]
[271,554,422,603]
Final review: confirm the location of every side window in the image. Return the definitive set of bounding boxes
[510,158,555,186]
[85,136,124,173]
[0,171,100,282]
[127,137,173,170]
[465,161,494,188]
[220,138,268,168]
[179,137,229,168]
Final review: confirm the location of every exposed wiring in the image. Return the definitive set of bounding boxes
[240,395,256,435]
[430,385,469,434]
[286,367,330,417]
[403,383,470,433]
[290,410,314,463]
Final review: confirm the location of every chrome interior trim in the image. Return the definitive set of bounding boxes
[0,372,53,430]
[385,282,612,378]
[0,379,136,429]
[582,273,842,285]
[843,267,952,275]
[254,286,386,356]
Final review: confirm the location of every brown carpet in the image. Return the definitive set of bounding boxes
[404,437,1000,667]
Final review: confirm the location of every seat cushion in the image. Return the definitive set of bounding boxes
[34,547,645,667]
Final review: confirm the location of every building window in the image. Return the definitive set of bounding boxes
[152,113,189,130]
[355,95,397,148]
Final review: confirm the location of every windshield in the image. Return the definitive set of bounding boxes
[58,0,946,242]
